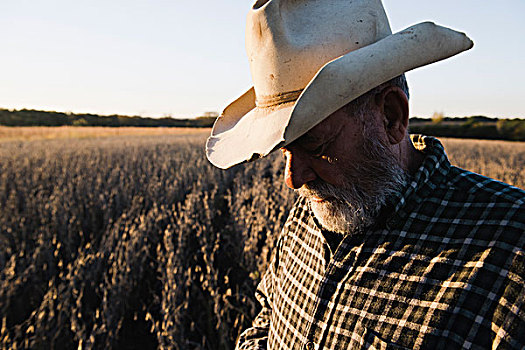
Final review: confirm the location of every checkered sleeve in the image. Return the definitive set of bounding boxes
[490,242,525,348]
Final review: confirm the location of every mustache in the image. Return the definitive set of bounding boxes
[296,180,347,202]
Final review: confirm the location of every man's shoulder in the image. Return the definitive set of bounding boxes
[411,135,524,227]
[446,166,525,206]
[429,166,525,234]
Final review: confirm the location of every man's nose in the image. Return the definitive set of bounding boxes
[284,150,317,189]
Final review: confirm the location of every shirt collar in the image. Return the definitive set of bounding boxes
[383,135,451,227]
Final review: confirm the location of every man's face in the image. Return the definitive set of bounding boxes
[281,105,407,234]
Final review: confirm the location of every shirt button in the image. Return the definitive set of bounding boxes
[304,341,314,350]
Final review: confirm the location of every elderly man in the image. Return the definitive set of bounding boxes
[206,1,525,349]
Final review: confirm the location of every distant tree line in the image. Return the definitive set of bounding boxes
[1,108,524,141]
[409,115,525,141]
[0,108,217,128]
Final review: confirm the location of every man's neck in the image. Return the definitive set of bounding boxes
[396,137,425,175]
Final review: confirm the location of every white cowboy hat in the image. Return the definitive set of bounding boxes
[206,0,473,169]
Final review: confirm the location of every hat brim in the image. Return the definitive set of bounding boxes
[206,22,473,169]
[206,90,294,169]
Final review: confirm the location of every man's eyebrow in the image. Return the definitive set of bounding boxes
[305,127,343,147]
[297,133,324,147]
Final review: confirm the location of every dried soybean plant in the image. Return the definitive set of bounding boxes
[442,138,525,189]
[0,133,294,349]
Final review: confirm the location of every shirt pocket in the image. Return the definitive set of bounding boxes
[361,328,410,350]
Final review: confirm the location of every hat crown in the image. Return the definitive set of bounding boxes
[246,0,392,105]
[207,0,473,169]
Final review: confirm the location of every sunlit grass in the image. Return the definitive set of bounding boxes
[0,126,210,142]
[442,137,525,188]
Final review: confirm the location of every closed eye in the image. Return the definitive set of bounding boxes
[310,143,327,158]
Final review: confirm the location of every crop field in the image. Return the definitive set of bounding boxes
[0,127,524,349]
[0,126,208,142]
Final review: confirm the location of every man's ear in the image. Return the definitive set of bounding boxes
[375,86,409,145]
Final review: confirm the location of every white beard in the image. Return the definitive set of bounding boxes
[297,138,407,235]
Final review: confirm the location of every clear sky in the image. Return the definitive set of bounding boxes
[0,1,523,119]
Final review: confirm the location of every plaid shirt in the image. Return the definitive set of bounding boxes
[237,136,525,350]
